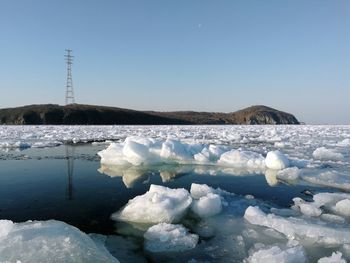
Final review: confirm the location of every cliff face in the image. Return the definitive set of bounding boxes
[229,105,300,125]
[0,104,300,125]
[151,105,300,125]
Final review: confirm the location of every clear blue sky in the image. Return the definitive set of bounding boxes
[0,0,349,124]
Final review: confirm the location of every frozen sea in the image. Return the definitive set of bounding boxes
[1,125,350,262]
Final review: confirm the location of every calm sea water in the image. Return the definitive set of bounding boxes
[0,144,328,235]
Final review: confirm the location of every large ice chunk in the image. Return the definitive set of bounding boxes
[122,139,153,165]
[337,138,350,147]
[0,141,31,149]
[245,243,306,263]
[318,252,346,263]
[190,183,222,218]
[0,220,14,238]
[311,192,350,218]
[98,143,128,165]
[313,147,344,161]
[302,171,350,191]
[277,167,301,181]
[194,145,227,163]
[112,185,192,224]
[191,193,222,218]
[218,149,265,169]
[244,206,350,246]
[98,136,268,171]
[0,220,118,263]
[292,198,322,217]
[334,199,350,217]
[143,223,198,252]
[264,169,279,186]
[193,147,211,163]
[265,150,290,170]
[190,183,216,199]
[98,137,160,166]
[160,139,193,162]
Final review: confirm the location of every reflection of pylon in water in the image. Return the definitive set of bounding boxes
[65,145,75,200]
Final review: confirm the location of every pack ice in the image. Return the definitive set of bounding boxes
[98,136,295,171]
[110,183,350,262]
[111,184,226,257]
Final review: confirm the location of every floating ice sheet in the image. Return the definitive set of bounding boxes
[245,242,307,263]
[317,252,347,263]
[117,183,350,262]
[244,206,350,246]
[144,223,199,252]
[0,220,119,263]
[112,184,192,224]
[313,147,344,161]
[190,183,223,218]
[265,150,290,170]
[97,136,297,177]
[98,137,268,170]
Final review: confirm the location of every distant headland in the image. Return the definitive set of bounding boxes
[0,104,300,125]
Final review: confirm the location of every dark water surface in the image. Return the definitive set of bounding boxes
[0,145,328,235]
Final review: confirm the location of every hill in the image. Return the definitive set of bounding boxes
[0,104,300,125]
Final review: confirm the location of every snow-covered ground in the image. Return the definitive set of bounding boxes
[1,125,350,262]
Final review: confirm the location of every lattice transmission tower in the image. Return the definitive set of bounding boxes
[65,49,75,105]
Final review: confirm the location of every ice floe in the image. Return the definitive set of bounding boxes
[334,199,350,217]
[144,223,199,252]
[265,150,290,170]
[277,167,301,181]
[191,192,222,218]
[318,252,347,263]
[99,137,267,169]
[245,241,307,263]
[0,219,119,263]
[190,183,216,199]
[112,184,192,224]
[313,147,344,161]
[302,170,350,191]
[244,206,350,246]
[112,183,350,261]
[292,197,322,217]
[218,149,265,169]
[98,137,297,174]
[337,138,350,147]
